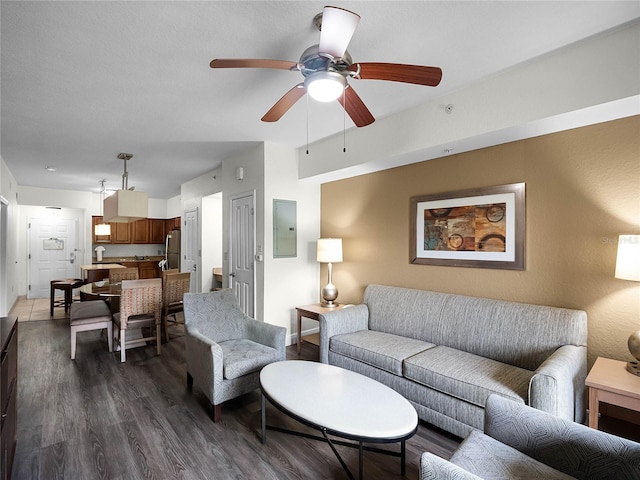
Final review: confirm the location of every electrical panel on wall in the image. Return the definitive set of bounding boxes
[273,199,296,258]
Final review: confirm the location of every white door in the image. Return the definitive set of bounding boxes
[28,217,79,299]
[230,192,255,317]
[183,209,199,293]
[0,196,8,316]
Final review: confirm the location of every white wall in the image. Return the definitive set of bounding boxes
[220,144,265,318]
[299,21,640,182]
[0,157,20,314]
[263,142,320,344]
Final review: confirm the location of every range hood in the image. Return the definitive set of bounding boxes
[102,153,148,223]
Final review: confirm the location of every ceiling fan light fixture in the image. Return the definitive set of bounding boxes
[305,71,346,102]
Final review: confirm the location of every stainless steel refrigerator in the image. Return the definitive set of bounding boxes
[165,230,181,270]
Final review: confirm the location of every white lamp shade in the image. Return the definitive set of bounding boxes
[317,238,343,263]
[615,235,640,281]
[103,189,148,223]
[318,6,360,58]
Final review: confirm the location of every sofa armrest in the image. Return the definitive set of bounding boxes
[318,304,369,364]
[246,319,287,361]
[185,329,224,401]
[485,394,640,479]
[528,344,587,422]
[420,452,483,480]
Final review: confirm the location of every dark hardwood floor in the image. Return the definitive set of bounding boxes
[12,316,460,479]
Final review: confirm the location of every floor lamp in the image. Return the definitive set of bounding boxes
[317,238,343,307]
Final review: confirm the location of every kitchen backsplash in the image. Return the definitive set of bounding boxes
[92,243,165,259]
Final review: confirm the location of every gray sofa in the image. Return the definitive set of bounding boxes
[421,394,640,479]
[319,284,588,438]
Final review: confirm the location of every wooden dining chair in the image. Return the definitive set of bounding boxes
[162,272,190,342]
[109,267,139,283]
[113,278,162,362]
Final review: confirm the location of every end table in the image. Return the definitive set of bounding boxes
[296,303,346,354]
[585,357,640,429]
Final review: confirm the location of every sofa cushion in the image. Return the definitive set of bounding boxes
[404,346,531,406]
[219,339,280,380]
[450,430,576,479]
[330,330,435,376]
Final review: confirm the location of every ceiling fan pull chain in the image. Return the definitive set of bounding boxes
[306,93,310,155]
[343,89,346,153]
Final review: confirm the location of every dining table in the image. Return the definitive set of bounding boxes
[79,280,122,313]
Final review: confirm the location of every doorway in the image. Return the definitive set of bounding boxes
[183,208,199,293]
[28,216,79,299]
[0,196,8,315]
[230,191,255,317]
[202,193,223,292]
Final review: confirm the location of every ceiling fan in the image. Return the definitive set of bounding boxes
[210,6,442,127]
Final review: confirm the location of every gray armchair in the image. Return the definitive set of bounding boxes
[421,394,640,479]
[183,290,286,422]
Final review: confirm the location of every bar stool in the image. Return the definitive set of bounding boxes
[50,278,85,317]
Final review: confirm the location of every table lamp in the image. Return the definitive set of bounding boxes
[615,234,640,376]
[317,238,343,307]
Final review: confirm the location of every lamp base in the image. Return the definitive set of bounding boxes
[320,301,340,308]
[626,361,640,377]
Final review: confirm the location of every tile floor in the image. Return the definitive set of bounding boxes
[10,295,73,322]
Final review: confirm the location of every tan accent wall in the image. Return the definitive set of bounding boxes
[320,116,640,368]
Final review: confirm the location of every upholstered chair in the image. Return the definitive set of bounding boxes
[113,278,162,363]
[109,267,139,283]
[162,271,190,342]
[420,394,640,480]
[183,290,286,422]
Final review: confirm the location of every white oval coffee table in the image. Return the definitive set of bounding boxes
[260,360,418,479]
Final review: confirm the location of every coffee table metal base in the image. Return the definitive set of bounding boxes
[261,391,412,480]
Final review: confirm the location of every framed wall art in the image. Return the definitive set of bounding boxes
[410,183,525,270]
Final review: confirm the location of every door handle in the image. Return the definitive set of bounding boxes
[230,272,236,277]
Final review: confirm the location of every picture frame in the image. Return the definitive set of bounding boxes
[410,183,525,270]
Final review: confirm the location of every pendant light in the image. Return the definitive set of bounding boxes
[94,180,111,236]
[103,153,148,223]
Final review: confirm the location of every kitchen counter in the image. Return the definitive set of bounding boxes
[92,256,164,264]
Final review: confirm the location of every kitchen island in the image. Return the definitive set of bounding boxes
[90,256,165,279]
[80,263,126,282]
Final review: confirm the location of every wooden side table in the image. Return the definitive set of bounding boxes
[585,357,640,429]
[296,303,346,354]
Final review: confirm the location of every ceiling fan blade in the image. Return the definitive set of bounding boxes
[210,59,298,70]
[318,6,360,58]
[337,85,375,127]
[350,62,442,87]
[261,84,307,122]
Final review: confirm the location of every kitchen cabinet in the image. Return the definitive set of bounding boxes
[92,216,111,244]
[118,261,161,279]
[92,217,174,245]
[111,222,131,244]
[131,219,149,244]
[149,219,166,244]
[1,317,17,480]
[165,217,181,232]
[138,261,160,279]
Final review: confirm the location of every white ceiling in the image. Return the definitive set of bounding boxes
[2,1,639,199]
